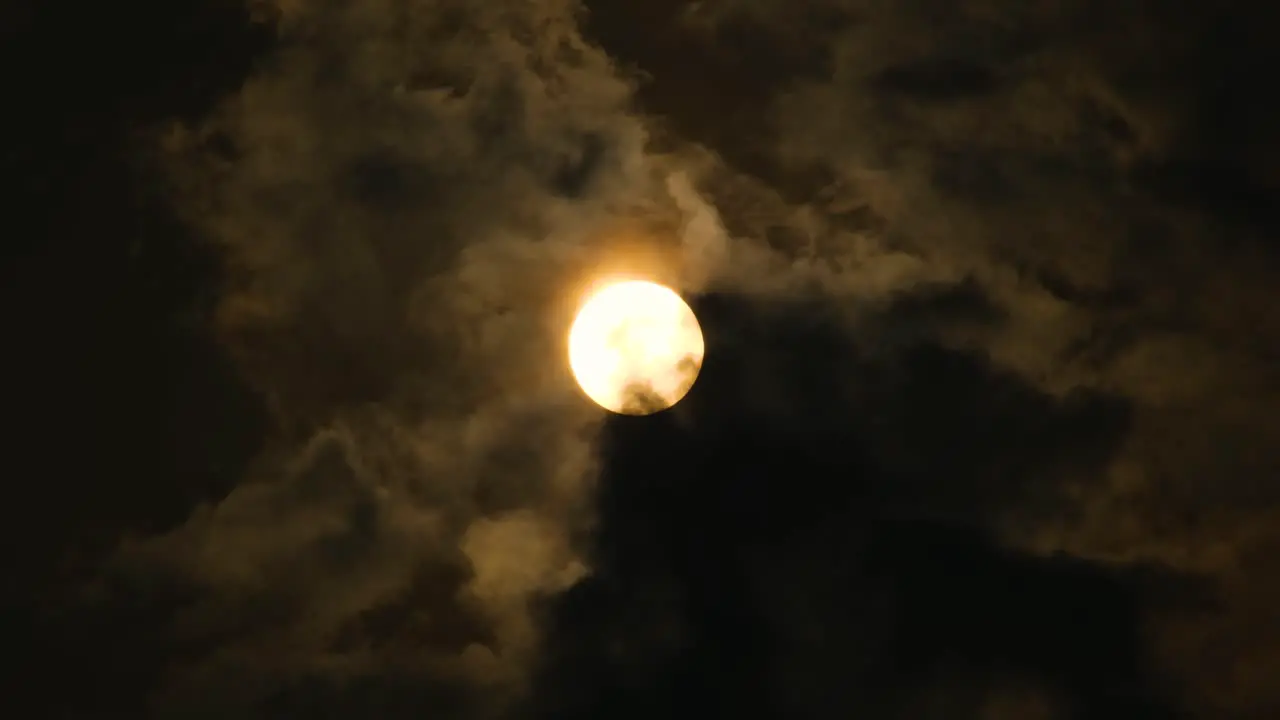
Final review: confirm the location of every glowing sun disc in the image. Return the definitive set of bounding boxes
[568,280,704,415]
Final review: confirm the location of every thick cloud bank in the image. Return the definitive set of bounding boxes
[77,0,1280,717]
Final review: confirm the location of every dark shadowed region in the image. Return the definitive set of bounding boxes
[530,292,1202,719]
[3,1,273,716]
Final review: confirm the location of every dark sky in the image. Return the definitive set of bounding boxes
[5,1,1279,718]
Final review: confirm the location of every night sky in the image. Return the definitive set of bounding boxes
[5,1,1280,718]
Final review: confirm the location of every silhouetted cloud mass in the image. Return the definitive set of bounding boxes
[7,0,1279,718]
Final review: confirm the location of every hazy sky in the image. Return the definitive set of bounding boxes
[6,1,1279,718]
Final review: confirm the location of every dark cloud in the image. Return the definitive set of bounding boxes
[10,0,1279,718]
[532,295,1201,718]
[579,1,1279,715]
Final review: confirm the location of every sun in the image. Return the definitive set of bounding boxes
[567,280,704,415]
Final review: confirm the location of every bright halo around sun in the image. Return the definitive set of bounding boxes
[568,280,704,415]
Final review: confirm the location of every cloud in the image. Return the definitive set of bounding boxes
[91,0,1279,716]
[114,0,704,714]
[578,0,1280,714]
